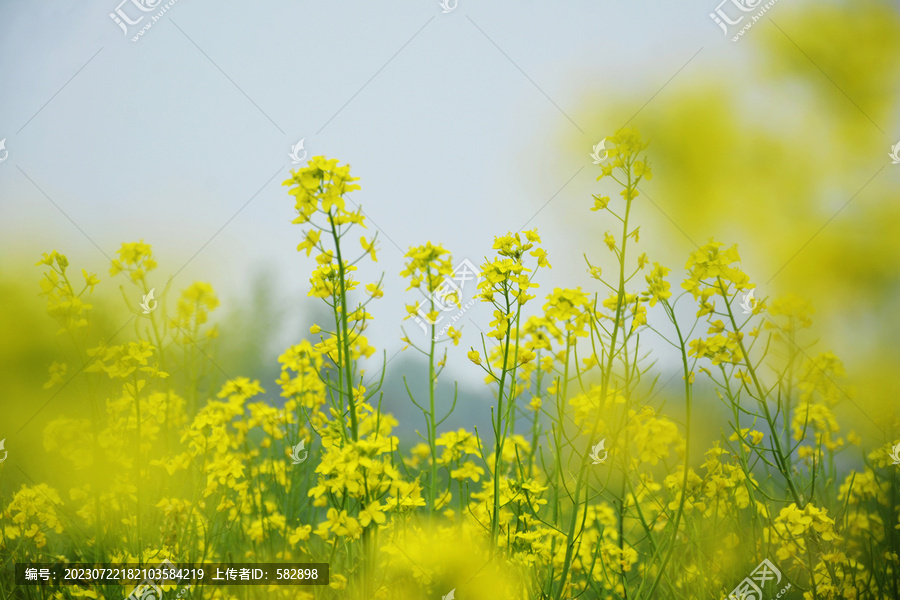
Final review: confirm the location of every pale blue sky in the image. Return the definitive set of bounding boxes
[0,0,784,384]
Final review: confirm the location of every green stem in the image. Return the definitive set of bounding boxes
[720,279,802,506]
[490,286,514,548]
[555,158,634,600]
[640,304,692,599]
[133,373,143,564]
[328,212,358,442]
[428,317,438,515]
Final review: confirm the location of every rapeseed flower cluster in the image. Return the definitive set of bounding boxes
[36,250,98,334]
[2,484,65,550]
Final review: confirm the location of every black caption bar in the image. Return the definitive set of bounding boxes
[15,563,329,586]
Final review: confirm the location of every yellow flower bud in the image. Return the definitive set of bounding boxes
[467,349,482,365]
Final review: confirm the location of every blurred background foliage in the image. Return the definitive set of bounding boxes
[563,0,900,445]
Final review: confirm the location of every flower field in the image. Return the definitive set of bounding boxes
[2,127,898,600]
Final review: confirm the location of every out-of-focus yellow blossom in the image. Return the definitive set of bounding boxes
[109,240,157,282]
[436,429,481,464]
[315,508,362,540]
[729,428,765,452]
[450,461,484,483]
[764,293,814,337]
[359,236,378,261]
[85,341,168,382]
[289,524,312,545]
[643,262,671,306]
[43,361,67,388]
[36,251,96,333]
[329,574,348,590]
[2,484,65,549]
[792,402,843,450]
[627,406,680,466]
[217,377,265,402]
[174,281,219,334]
[365,282,383,298]
[591,194,610,211]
